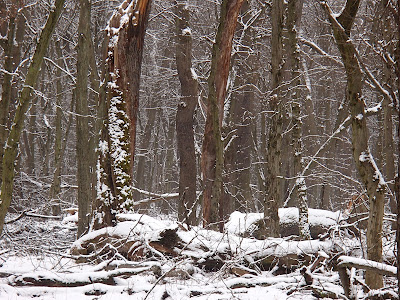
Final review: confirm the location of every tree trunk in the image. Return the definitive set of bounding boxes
[260,0,284,238]
[287,0,310,240]
[175,0,198,226]
[322,0,386,289]
[223,0,256,216]
[395,0,400,296]
[202,0,244,231]
[95,0,152,228]
[0,4,18,186]
[76,0,92,238]
[0,0,66,235]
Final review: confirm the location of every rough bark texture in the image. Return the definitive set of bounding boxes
[202,0,244,231]
[223,0,255,216]
[395,0,400,296]
[287,0,310,240]
[322,0,386,289]
[261,0,284,238]
[95,0,151,229]
[0,0,66,235]
[0,3,18,186]
[76,0,92,238]
[175,0,198,226]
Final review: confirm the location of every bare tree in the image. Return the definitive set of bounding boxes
[202,0,244,231]
[175,0,198,226]
[260,0,284,238]
[0,0,66,235]
[321,0,386,289]
[76,0,92,237]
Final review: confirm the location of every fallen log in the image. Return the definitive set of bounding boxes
[337,256,397,277]
[9,267,155,287]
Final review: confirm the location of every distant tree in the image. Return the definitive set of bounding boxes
[202,0,244,231]
[76,0,92,238]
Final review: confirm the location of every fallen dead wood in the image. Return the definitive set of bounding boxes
[337,256,397,298]
[10,266,156,287]
[337,256,397,277]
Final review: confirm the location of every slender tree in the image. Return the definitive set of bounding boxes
[287,0,310,240]
[0,0,66,235]
[175,0,198,226]
[76,0,92,237]
[321,0,386,289]
[260,0,284,238]
[202,0,244,231]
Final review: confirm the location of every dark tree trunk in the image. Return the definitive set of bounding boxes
[0,4,18,186]
[202,0,244,231]
[260,0,284,238]
[322,0,386,289]
[76,0,92,238]
[223,0,256,216]
[175,0,198,226]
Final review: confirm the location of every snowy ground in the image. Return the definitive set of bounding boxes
[0,210,397,299]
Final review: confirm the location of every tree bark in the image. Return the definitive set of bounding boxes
[0,3,18,186]
[202,0,244,231]
[0,0,66,235]
[49,40,64,216]
[260,0,284,238]
[223,0,256,216]
[322,0,386,289]
[175,0,198,226]
[394,0,400,296]
[95,0,152,228]
[76,0,92,238]
[287,0,310,240]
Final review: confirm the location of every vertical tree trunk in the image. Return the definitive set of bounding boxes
[395,0,400,296]
[175,0,198,226]
[261,0,284,238]
[0,0,66,235]
[76,0,92,238]
[223,0,256,216]
[202,0,244,231]
[287,0,310,240]
[94,0,152,229]
[322,0,386,289]
[0,4,18,186]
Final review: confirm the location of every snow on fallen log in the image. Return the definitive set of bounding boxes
[337,256,397,277]
[225,208,343,239]
[71,213,334,273]
[9,266,154,287]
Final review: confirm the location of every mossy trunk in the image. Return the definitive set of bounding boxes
[0,0,66,235]
[94,0,152,229]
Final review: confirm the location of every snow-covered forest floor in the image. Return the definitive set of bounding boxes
[0,209,397,300]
